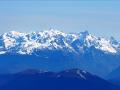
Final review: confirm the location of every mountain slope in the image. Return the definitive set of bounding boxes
[107,66,120,86]
[0,69,119,90]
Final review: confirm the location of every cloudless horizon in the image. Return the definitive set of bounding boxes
[0,1,120,40]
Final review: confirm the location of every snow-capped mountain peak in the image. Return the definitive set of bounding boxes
[0,30,119,55]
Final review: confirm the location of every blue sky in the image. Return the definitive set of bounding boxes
[0,1,120,40]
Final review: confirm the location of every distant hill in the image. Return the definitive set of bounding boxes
[0,69,119,90]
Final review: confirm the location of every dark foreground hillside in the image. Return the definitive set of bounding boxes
[0,69,119,90]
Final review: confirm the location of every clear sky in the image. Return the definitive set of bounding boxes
[0,0,120,40]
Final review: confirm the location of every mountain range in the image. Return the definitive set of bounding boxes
[0,29,119,54]
[0,29,120,78]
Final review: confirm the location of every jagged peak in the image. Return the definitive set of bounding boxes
[41,29,66,37]
[80,30,89,36]
[5,31,24,36]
